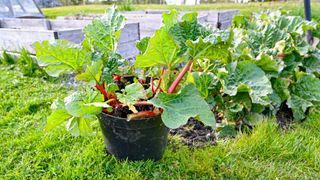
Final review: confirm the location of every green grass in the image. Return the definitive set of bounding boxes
[1,64,320,178]
[42,2,320,20]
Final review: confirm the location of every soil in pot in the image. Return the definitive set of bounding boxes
[98,106,169,161]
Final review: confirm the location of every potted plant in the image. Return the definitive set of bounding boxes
[34,7,218,160]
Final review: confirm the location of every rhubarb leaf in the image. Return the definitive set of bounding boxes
[134,27,180,68]
[150,84,215,129]
[181,12,198,22]
[83,6,125,54]
[303,51,320,75]
[287,95,313,120]
[186,36,231,63]
[66,117,95,136]
[291,73,320,101]
[75,60,103,83]
[169,14,210,55]
[162,9,179,31]
[187,72,218,99]
[222,61,273,105]
[254,53,284,77]
[273,78,291,101]
[45,109,72,132]
[136,37,150,54]
[116,83,146,113]
[286,73,320,120]
[64,89,104,118]
[34,40,89,77]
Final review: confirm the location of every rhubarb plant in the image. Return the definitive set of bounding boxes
[35,7,319,137]
[35,7,216,136]
[134,10,217,128]
[199,10,320,134]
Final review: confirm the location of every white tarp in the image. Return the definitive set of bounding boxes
[0,0,44,18]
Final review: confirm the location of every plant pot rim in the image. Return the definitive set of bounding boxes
[100,112,162,122]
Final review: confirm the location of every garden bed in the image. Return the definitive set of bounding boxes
[58,9,239,38]
[0,18,139,59]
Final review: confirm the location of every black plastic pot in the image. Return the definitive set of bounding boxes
[98,113,169,161]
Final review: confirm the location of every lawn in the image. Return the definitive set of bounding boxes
[42,1,320,20]
[1,64,320,178]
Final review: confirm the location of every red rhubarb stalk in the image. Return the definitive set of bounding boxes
[95,84,108,100]
[167,60,193,94]
[154,66,165,93]
[127,109,161,121]
[150,77,155,94]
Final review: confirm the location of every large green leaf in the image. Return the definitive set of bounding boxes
[162,10,179,31]
[181,12,198,22]
[83,6,125,54]
[136,37,150,54]
[187,72,218,99]
[272,78,291,101]
[134,27,180,68]
[291,73,320,102]
[66,117,95,136]
[276,15,317,36]
[101,55,121,84]
[116,83,147,113]
[185,32,231,63]
[45,91,102,136]
[254,53,284,77]
[222,61,273,105]
[45,109,72,132]
[34,40,89,77]
[169,15,211,55]
[286,73,320,120]
[150,84,215,129]
[246,25,291,56]
[303,51,320,75]
[64,89,104,118]
[75,60,103,83]
[287,95,313,120]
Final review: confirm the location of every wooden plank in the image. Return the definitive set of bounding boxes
[119,23,140,43]
[218,10,239,22]
[123,14,162,20]
[117,40,139,59]
[136,21,162,38]
[0,21,139,59]
[125,15,162,38]
[219,21,233,30]
[122,11,146,14]
[146,10,169,14]
[50,19,92,30]
[51,20,139,43]
[0,18,50,30]
[198,15,208,24]
[0,28,56,53]
[206,12,218,23]
[57,29,84,44]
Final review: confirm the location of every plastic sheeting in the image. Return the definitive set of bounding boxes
[0,0,44,18]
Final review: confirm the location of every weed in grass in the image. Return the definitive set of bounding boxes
[0,51,15,65]
[17,49,49,78]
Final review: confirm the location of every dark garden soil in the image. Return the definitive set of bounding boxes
[170,118,216,148]
[276,103,294,129]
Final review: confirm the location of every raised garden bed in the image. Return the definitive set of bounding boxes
[0,18,139,59]
[58,9,239,38]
